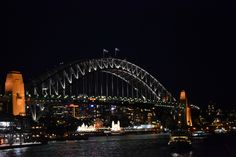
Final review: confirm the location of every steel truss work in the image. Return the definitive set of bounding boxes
[28,58,175,103]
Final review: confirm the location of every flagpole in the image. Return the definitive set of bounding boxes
[115,48,119,57]
[103,49,108,58]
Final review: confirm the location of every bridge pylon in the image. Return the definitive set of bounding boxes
[5,71,26,116]
[178,90,192,127]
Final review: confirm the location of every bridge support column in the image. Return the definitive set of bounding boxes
[179,90,192,127]
[5,71,26,116]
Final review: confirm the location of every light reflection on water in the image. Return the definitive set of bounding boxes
[0,147,29,157]
[0,134,235,157]
[171,151,193,157]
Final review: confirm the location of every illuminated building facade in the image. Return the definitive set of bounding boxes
[111,120,121,131]
[49,102,156,128]
[207,101,216,116]
[5,71,26,116]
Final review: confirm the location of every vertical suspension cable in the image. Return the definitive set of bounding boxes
[131,80,134,98]
[82,77,84,95]
[88,74,91,96]
[111,74,113,97]
[126,82,129,98]
[149,90,152,101]
[95,72,97,96]
[137,86,140,98]
[145,87,147,100]
[76,78,78,96]
[101,72,103,96]
[136,88,139,99]
[70,84,72,96]
[117,76,119,97]
[63,88,65,96]
[56,81,58,96]
[106,73,108,97]
[85,76,87,96]
[122,81,124,97]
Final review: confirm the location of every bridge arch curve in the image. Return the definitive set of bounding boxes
[28,58,175,102]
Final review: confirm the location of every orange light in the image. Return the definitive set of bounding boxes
[179,90,192,126]
[88,97,96,101]
[5,71,26,116]
[180,90,186,100]
[68,104,78,108]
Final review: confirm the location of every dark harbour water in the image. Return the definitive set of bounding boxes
[1,133,236,157]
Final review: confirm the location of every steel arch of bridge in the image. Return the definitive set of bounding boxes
[29,57,176,102]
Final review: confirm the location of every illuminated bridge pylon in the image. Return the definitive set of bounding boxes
[179,90,192,127]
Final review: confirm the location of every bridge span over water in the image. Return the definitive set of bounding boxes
[27,57,176,101]
[24,57,179,121]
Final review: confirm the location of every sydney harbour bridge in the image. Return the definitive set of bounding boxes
[23,57,181,125]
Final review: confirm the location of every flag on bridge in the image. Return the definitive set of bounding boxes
[115,48,119,57]
[115,48,120,52]
[103,49,109,57]
[103,49,108,53]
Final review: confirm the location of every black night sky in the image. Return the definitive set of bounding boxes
[2,0,236,109]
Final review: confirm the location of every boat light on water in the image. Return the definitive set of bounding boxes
[168,130,192,151]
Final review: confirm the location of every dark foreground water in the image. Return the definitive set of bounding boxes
[1,133,236,157]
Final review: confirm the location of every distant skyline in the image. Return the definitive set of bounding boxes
[3,0,236,109]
